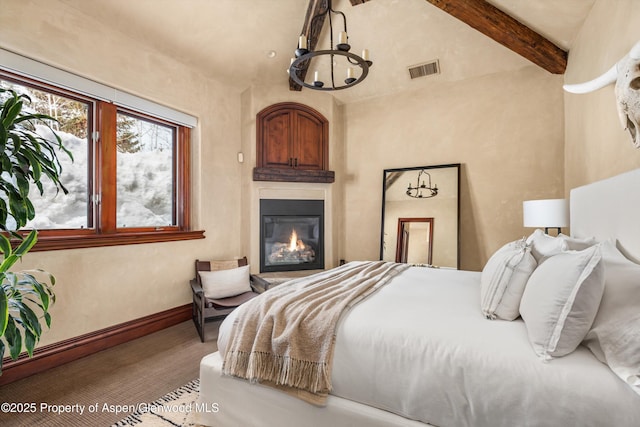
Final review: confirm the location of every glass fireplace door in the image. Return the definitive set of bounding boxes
[260,199,324,272]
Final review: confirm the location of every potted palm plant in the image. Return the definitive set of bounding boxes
[0,87,72,374]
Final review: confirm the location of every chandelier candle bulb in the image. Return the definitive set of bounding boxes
[345,67,356,84]
[362,49,369,60]
[314,71,319,82]
[299,35,307,49]
[339,31,348,44]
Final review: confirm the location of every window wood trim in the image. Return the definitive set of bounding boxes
[178,127,191,230]
[29,230,204,252]
[98,101,118,232]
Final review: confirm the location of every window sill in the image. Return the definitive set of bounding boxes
[29,230,205,252]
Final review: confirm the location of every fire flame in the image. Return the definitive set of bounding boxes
[289,229,298,252]
[268,227,315,264]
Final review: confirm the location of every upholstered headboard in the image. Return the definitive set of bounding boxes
[570,168,640,262]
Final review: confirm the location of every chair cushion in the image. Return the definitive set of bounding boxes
[199,265,252,299]
[207,291,258,308]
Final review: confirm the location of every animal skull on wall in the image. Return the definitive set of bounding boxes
[564,40,640,149]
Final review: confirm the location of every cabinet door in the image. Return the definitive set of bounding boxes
[293,110,326,170]
[260,110,293,168]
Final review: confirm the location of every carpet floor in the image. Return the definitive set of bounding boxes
[0,320,221,427]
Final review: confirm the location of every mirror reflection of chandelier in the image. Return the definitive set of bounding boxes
[406,170,438,199]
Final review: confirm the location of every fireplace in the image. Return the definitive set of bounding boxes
[260,199,324,273]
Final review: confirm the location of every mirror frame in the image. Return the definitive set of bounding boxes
[380,163,461,268]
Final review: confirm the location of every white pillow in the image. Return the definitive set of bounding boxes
[583,240,640,395]
[520,244,604,359]
[480,239,537,320]
[199,265,251,299]
[558,233,597,251]
[526,229,568,263]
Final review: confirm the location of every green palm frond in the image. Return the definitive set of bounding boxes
[0,87,67,374]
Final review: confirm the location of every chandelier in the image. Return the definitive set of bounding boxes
[288,0,372,91]
[406,170,438,199]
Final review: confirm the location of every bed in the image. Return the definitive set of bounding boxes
[196,168,640,427]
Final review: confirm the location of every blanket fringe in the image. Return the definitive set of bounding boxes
[224,350,330,393]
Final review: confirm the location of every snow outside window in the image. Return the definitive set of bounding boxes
[116,112,175,228]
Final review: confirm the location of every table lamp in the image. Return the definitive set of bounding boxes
[523,199,569,235]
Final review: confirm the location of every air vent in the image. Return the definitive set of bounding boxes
[408,60,440,79]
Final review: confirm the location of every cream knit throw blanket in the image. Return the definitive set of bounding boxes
[222,260,409,405]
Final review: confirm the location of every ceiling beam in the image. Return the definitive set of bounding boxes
[424,0,567,74]
[289,0,327,91]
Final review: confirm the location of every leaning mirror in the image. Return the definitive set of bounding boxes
[380,164,460,269]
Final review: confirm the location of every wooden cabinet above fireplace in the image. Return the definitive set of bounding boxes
[253,102,335,183]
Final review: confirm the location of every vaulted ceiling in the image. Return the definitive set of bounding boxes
[58,0,595,104]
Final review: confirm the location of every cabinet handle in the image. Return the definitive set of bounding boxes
[289,157,293,167]
[294,158,298,167]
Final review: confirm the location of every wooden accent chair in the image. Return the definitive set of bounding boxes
[190,257,260,342]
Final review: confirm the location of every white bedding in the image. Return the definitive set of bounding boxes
[215,266,640,427]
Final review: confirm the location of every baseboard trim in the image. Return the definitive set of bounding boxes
[0,303,192,386]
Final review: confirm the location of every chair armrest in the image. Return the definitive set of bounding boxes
[250,274,270,293]
[190,278,204,295]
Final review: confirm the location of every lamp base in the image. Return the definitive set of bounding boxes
[544,227,562,235]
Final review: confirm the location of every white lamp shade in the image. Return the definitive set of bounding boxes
[523,199,569,228]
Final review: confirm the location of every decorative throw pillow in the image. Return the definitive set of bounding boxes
[480,238,537,320]
[520,244,604,359]
[583,240,640,395]
[558,233,597,251]
[199,265,251,299]
[526,229,568,263]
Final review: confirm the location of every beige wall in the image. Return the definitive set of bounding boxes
[564,0,640,190]
[342,66,565,271]
[0,0,244,346]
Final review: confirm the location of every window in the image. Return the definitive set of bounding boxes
[115,111,176,229]
[0,71,202,250]
[0,78,92,230]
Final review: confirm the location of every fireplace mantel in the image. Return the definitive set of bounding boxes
[253,167,335,183]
